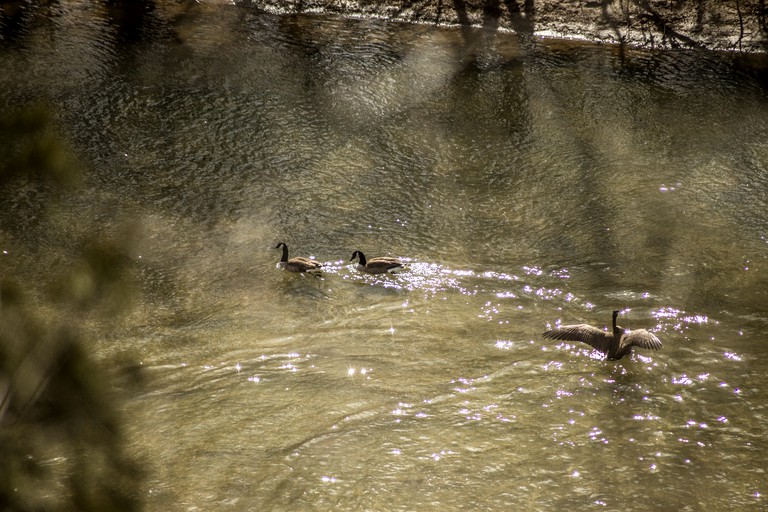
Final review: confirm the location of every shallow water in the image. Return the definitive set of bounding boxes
[2,3,768,510]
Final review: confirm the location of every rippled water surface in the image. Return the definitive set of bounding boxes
[2,3,768,510]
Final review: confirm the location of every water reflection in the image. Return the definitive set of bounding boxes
[2,3,768,511]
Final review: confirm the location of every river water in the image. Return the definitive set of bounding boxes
[2,2,768,510]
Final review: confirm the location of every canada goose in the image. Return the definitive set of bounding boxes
[350,250,404,274]
[274,242,322,273]
[542,310,662,360]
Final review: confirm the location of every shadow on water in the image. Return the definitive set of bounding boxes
[104,0,157,43]
[0,0,30,45]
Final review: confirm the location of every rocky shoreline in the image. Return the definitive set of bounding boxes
[246,0,768,52]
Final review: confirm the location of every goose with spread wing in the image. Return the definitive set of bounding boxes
[542,310,662,360]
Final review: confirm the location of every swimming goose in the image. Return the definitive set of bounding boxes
[274,242,322,273]
[542,310,662,360]
[350,250,404,274]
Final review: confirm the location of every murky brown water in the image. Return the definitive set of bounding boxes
[2,2,768,510]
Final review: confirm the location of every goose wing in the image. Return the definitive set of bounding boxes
[365,257,403,272]
[286,257,322,272]
[291,256,321,266]
[542,324,612,353]
[369,257,401,264]
[621,329,662,350]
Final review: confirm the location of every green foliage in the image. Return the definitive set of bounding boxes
[0,105,143,511]
[0,102,81,189]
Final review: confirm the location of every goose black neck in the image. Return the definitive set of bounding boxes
[612,310,620,333]
[352,250,367,266]
[276,242,289,263]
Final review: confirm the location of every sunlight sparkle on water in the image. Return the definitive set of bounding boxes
[430,450,453,462]
[483,270,516,281]
[461,408,483,421]
[672,374,694,386]
[398,262,465,294]
[659,183,679,192]
[535,287,562,299]
[544,361,564,371]
[392,403,412,416]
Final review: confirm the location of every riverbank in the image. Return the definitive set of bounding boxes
[247,0,768,52]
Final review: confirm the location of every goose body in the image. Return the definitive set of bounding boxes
[542,310,662,360]
[350,250,404,274]
[274,242,322,273]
